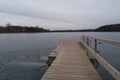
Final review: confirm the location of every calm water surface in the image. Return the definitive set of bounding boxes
[0,32,120,80]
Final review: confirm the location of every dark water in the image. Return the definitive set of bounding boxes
[0,32,119,80]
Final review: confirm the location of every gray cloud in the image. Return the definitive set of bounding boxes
[0,0,120,30]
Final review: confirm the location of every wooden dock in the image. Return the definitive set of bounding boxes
[41,42,101,80]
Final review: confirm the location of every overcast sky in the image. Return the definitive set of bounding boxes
[0,0,120,30]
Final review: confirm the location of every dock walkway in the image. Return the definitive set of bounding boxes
[41,42,101,80]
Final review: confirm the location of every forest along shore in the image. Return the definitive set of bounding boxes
[0,23,120,33]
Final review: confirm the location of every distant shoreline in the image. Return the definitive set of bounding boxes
[0,23,120,33]
[0,31,120,34]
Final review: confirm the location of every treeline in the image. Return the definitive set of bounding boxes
[51,24,120,32]
[51,29,93,32]
[94,24,120,32]
[0,23,49,33]
[0,23,120,33]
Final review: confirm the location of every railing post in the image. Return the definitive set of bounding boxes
[87,37,89,46]
[89,40,91,45]
[85,37,87,44]
[94,39,99,69]
[84,37,86,44]
[95,39,97,53]
[82,36,84,42]
[86,37,89,56]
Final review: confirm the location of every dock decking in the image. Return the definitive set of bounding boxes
[41,42,101,80]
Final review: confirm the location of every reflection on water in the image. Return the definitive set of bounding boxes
[0,32,120,80]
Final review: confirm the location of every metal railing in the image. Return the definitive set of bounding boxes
[81,36,120,80]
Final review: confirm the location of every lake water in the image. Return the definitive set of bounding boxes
[0,32,120,80]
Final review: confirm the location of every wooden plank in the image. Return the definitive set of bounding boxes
[41,42,101,80]
[81,41,120,80]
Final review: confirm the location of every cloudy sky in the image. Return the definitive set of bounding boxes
[0,0,120,30]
